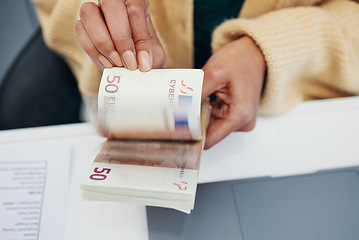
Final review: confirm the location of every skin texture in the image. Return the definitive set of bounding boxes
[75,0,165,71]
[75,0,266,149]
[201,36,266,149]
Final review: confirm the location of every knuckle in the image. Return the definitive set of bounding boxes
[246,122,256,132]
[134,36,151,46]
[237,107,256,126]
[112,36,133,50]
[127,1,146,17]
[93,37,109,52]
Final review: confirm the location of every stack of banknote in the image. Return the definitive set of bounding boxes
[80,68,209,213]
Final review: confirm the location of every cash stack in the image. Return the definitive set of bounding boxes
[80,68,209,213]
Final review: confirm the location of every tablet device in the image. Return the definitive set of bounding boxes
[147,167,359,240]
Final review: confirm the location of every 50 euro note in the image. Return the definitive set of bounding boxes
[81,68,210,213]
[96,68,204,140]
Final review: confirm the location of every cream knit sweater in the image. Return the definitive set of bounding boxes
[31,0,359,114]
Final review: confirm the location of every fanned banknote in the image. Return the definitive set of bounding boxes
[96,68,204,140]
[81,68,209,213]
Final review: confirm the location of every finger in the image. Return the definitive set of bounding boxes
[205,114,256,149]
[100,0,137,70]
[126,0,152,72]
[75,20,112,70]
[236,118,257,132]
[79,2,123,67]
[205,98,255,149]
[204,117,237,150]
[148,17,165,68]
[201,66,226,102]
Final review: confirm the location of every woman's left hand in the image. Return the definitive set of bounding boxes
[202,36,266,149]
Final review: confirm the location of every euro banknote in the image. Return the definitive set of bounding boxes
[96,68,204,140]
[81,68,209,213]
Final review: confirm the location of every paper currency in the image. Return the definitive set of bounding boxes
[80,140,202,213]
[81,68,209,213]
[96,68,204,140]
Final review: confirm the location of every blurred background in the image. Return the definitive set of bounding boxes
[0,1,82,130]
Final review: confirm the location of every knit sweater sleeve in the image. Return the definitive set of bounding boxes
[31,0,101,96]
[211,0,359,114]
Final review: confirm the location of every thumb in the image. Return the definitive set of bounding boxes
[148,17,165,68]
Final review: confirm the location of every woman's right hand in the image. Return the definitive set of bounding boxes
[75,0,165,71]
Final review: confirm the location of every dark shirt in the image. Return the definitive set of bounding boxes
[194,0,244,68]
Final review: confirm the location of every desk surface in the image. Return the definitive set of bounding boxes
[1,96,359,240]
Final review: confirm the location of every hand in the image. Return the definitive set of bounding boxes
[75,0,165,71]
[202,36,266,149]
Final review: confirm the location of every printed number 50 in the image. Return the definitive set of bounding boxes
[90,167,111,181]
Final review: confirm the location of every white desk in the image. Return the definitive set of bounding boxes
[1,96,359,240]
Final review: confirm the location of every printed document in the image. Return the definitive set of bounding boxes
[0,143,71,240]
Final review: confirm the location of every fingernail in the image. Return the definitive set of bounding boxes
[138,51,152,72]
[109,51,123,66]
[122,50,137,70]
[98,55,113,68]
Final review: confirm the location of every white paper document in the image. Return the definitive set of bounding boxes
[0,142,71,240]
